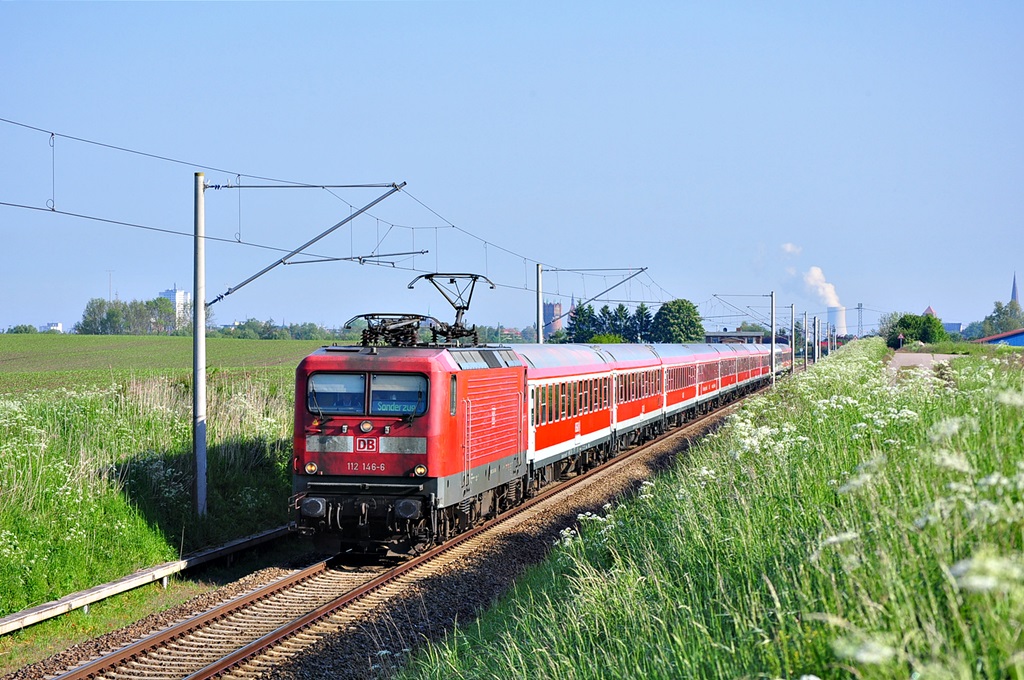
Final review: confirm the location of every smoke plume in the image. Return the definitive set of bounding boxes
[804,266,847,335]
[804,266,840,307]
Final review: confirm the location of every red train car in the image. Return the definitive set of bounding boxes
[292,341,785,554]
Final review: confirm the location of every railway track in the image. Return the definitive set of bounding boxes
[49,398,745,680]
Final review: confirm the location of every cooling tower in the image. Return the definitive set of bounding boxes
[827,306,848,336]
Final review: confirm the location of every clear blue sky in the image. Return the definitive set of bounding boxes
[2,2,1021,335]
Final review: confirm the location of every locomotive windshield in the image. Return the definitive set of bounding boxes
[308,373,366,414]
[370,374,428,416]
[307,372,427,417]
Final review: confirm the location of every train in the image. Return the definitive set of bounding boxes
[291,329,793,555]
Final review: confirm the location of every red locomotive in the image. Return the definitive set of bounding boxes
[291,275,791,554]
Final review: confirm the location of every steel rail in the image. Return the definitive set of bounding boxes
[53,561,330,680]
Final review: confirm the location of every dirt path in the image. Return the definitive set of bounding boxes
[887,351,960,382]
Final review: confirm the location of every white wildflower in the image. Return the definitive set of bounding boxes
[839,474,871,494]
[946,481,974,496]
[932,450,973,475]
[928,417,977,442]
[996,390,1024,407]
[978,473,1010,491]
[832,636,897,664]
[810,531,860,561]
[950,553,1024,593]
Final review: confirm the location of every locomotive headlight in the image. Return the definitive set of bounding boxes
[414,464,427,477]
[304,462,318,474]
[359,420,373,433]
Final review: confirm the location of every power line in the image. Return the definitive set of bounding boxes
[1,116,675,307]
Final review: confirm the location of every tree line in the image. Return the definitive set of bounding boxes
[879,299,1024,349]
[558,299,704,344]
[51,296,712,345]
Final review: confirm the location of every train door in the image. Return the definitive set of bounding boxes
[610,372,619,430]
[527,385,536,458]
[461,396,472,494]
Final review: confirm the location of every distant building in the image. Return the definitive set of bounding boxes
[542,300,563,339]
[974,328,1024,347]
[159,285,191,328]
[705,329,765,344]
[826,306,848,336]
[38,322,63,333]
[499,326,523,341]
[921,306,964,335]
[1012,272,1019,306]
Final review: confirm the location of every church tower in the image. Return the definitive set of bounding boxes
[1013,272,1019,306]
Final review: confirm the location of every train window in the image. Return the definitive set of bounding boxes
[451,375,457,416]
[308,373,365,415]
[370,374,428,416]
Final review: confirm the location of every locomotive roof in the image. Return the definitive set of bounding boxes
[306,344,524,372]
[313,345,450,358]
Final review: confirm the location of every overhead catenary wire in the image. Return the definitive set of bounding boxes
[1,116,675,310]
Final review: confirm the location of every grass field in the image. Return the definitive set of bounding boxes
[399,338,1024,679]
[0,334,328,393]
[0,334,328,618]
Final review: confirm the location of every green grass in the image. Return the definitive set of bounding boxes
[399,338,1024,679]
[0,334,325,393]
[0,335,325,618]
[911,339,1023,357]
[0,574,214,672]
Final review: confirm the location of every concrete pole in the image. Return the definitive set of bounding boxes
[816,317,821,361]
[536,263,543,344]
[193,173,207,517]
[770,290,776,385]
[812,316,818,362]
[790,303,795,373]
[803,310,808,372]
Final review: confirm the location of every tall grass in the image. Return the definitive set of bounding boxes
[401,338,1024,679]
[0,369,294,617]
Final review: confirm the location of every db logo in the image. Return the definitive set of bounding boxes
[355,437,378,452]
